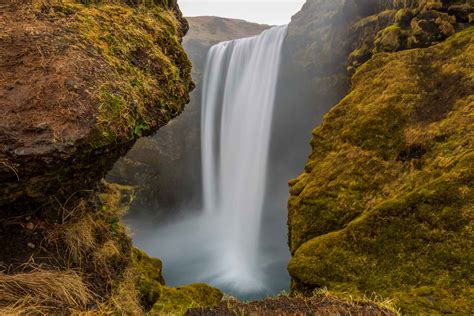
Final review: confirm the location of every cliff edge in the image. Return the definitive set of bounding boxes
[0,1,222,314]
[287,0,473,313]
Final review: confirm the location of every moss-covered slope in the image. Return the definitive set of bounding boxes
[288,28,473,314]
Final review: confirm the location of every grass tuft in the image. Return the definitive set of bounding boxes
[0,268,93,314]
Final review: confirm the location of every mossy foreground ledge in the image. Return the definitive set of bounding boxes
[0,1,223,314]
[288,28,474,314]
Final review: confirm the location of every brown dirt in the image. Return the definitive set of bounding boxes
[0,2,101,159]
[0,1,112,208]
[186,296,397,316]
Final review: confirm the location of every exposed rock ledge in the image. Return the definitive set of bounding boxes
[0,0,192,209]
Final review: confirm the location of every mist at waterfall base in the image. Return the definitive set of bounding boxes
[128,26,291,299]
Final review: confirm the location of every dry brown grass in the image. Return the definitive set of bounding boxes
[93,240,121,270]
[0,268,93,314]
[106,267,143,315]
[47,215,98,267]
[70,267,143,316]
[188,290,399,316]
[311,288,400,315]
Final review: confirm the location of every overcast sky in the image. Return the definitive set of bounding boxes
[179,0,306,25]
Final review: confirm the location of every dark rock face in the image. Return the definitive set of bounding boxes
[108,17,269,216]
[269,0,393,222]
[0,1,193,211]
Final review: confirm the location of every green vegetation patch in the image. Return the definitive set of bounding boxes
[288,28,474,314]
[132,247,165,309]
[38,0,193,146]
[131,247,223,315]
[151,283,223,315]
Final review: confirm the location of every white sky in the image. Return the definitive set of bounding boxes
[179,0,306,25]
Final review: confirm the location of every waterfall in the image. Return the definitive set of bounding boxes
[133,25,289,298]
[201,25,288,291]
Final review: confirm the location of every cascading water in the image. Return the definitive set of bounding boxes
[133,25,289,297]
[200,25,288,291]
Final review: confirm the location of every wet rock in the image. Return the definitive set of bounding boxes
[374,25,403,52]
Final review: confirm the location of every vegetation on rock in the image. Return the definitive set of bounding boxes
[0,1,223,314]
[348,0,474,72]
[187,290,399,316]
[288,28,474,314]
[132,248,223,315]
[151,284,223,315]
[0,0,193,207]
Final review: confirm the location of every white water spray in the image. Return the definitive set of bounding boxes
[200,25,288,291]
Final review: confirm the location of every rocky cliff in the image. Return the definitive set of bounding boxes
[0,0,192,208]
[286,0,473,314]
[0,1,222,313]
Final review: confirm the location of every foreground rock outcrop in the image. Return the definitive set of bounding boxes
[0,1,223,313]
[287,0,473,313]
[0,0,192,208]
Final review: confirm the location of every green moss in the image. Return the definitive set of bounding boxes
[348,1,468,72]
[150,283,223,315]
[132,248,165,309]
[374,24,406,52]
[288,28,474,314]
[395,9,413,27]
[130,248,223,314]
[39,0,192,148]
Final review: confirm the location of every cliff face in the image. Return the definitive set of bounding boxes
[0,0,192,209]
[185,16,270,81]
[109,17,269,216]
[0,1,223,314]
[275,0,473,149]
[287,0,473,313]
[271,0,389,199]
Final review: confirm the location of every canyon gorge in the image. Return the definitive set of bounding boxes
[0,0,473,314]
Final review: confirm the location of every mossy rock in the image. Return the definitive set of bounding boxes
[0,0,193,207]
[348,0,472,72]
[132,248,166,309]
[395,8,413,27]
[131,248,223,314]
[288,28,474,314]
[374,25,405,52]
[150,283,223,315]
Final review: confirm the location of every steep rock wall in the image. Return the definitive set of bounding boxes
[287,0,473,313]
[274,0,473,164]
